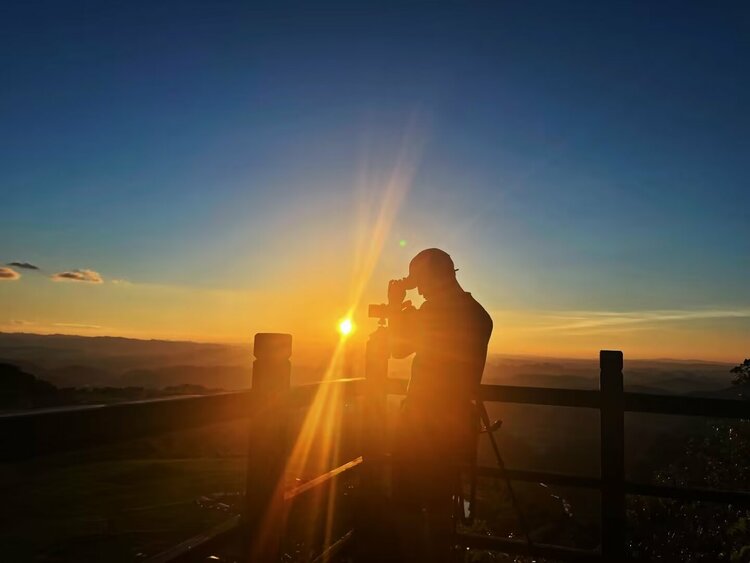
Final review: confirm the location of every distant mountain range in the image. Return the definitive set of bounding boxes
[481,356,736,396]
[0,332,252,390]
[0,331,739,396]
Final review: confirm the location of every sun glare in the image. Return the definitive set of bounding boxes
[266,133,420,552]
[338,318,354,336]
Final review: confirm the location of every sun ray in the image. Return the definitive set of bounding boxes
[259,117,428,553]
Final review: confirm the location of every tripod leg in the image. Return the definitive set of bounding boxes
[476,401,533,547]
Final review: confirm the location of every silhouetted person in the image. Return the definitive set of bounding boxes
[387,248,493,562]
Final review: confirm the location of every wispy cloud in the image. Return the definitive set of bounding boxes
[7,261,39,270]
[0,267,20,280]
[111,278,132,286]
[51,269,103,284]
[511,308,750,335]
[52,322,102,330]
[1,320,102,331]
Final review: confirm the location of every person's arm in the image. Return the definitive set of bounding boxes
[387,279,418,359]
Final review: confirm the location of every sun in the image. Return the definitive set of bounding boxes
[338,318,354,336]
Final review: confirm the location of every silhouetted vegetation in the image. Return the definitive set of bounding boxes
[0,363,59,409]
[731,359,750,387]
[628,360,750,562]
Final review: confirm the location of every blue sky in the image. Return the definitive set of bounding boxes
[1,1,748,359]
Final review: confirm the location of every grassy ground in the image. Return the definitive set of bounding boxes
[0,456,246,562]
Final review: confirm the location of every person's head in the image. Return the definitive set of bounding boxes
[403,248,459,300]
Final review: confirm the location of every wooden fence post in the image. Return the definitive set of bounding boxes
[244,333,292,562]
[355,324,390,561]
[600,350,626,562]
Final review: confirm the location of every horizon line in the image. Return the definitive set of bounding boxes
[0,329,738,365]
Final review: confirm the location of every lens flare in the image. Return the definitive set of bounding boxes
[338,318,353,335]
[252,120,425,555]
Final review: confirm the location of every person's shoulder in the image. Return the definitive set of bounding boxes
[465,293,493,323]
[464,292,484,309]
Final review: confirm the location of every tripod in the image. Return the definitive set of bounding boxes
[454,399,533,549]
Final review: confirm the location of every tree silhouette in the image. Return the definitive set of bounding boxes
[731,359,750,386]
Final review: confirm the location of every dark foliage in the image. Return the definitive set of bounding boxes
[0,363,59,408]
[629,421,750,561]
[731,360,750,386]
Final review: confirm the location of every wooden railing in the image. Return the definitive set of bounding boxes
[1,337,748,562]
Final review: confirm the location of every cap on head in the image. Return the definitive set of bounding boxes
[403,248,457,289]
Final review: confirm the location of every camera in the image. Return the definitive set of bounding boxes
[368,303,389,320]
[369,278,412,321]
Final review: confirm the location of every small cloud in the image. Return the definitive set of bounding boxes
[51,269,103,284]
[53,322,102,330]
[7,261,39,270]
[111,278,132,286]
[0,267,20,280]
[512,308,750,336]
[10,319,35,326]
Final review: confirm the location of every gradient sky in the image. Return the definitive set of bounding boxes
[1,1,748,361]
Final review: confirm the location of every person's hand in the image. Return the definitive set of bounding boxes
[388,278,407,307]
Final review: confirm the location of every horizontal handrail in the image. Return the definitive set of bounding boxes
[0,390,249,420]
[385,378,602,409]
[386,378,602,409]
[387,378,749,419]
[284,456,363,501]
[479,384,601,409]
[0,378,374,461]
[0,391,255,461]
[4,378,745,461]
[624,391,749,419]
